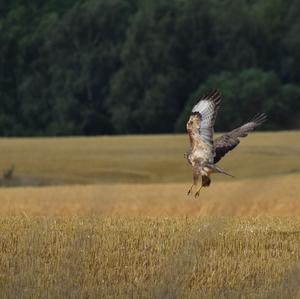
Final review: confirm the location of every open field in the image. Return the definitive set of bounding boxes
[0,131,299,217]
[0,131,299,185]
[1,217,300,298]
[0,132,300,298]
[0,174,299,217]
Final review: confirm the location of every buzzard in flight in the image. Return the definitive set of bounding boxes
[185,90,267,197]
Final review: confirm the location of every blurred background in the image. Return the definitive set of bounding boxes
[1,0,300,137]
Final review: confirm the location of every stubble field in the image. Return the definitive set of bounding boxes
[0,132,300,298]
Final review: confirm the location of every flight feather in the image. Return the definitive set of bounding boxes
[187,90,222,162]
[213,113,267,163]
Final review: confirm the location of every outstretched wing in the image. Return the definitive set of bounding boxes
[188,89,222,147]
[213,113,267,164]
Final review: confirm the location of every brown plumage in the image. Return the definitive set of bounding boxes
[214,113,267,164]
[185,90,267,197]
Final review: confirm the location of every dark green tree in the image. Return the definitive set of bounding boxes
[108,1,182,133]
[0,0,299,135]
[176,69,300,132]
[22,0,137,135]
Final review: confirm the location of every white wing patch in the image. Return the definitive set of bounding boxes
[191,90,222,162]
[192,100,215,144]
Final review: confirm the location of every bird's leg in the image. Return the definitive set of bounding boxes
[187,169,199,197]
[195,174,205,197]
[195,175,211,197]
[187,184,194,195]
[194,184,202,197]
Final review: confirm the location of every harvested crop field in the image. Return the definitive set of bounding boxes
[0,173,299,217]
[1,217,300,298]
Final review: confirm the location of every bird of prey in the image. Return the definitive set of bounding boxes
[185,90,267,197]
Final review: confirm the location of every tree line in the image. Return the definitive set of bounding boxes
[0,0,300,136]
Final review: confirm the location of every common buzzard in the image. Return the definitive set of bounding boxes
[185,90,267,197]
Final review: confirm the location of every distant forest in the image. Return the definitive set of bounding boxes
[0,0,300,136]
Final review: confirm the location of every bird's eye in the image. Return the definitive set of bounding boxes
[190,121,193,125]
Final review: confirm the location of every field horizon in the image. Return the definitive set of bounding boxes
[0,131,299,185]
[0,131,299,217]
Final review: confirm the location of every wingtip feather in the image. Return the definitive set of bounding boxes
[201,89,222,105]
[251,113,268,126]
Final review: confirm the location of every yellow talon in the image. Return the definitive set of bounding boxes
[194,186,203,197]
[187,184,194,196]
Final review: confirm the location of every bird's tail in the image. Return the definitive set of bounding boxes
[212,165,234,178]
